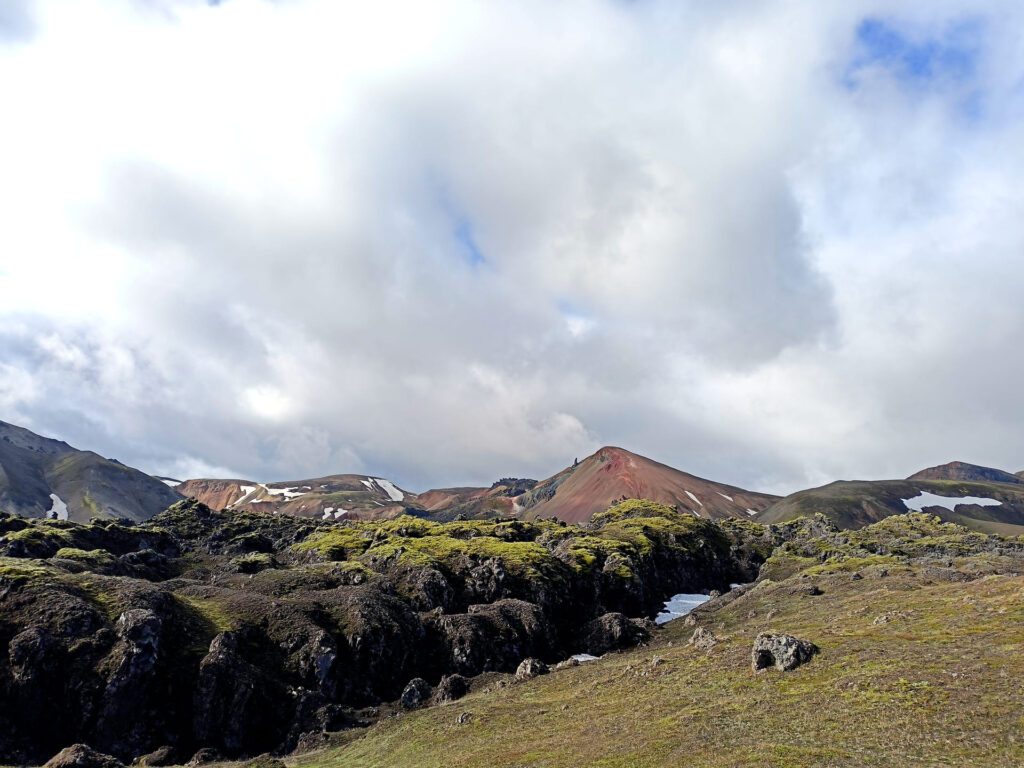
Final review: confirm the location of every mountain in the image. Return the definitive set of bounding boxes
[907,460,1023,485]
[174,474,420,520]
[0,420,182,522]
[517,446,779,523]
[175,448,776,524]
[758,477,1024,534]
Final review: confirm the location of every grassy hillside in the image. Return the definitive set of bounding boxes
[758,478,1024,533]
[277,514,1024,768]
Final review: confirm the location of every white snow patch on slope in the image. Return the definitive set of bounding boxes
[265,485,306,499]
[685,491,703,506]
[361,479,374,490]
[47,493,68,521]
[161,478,181,488]
[746,509,758,516]
[902,492,1002,513]
[717,492,733,502]
[334,509,348,518]
[230,485,258,508]
[373,478,404,502]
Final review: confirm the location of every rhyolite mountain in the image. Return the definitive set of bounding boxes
[517,446,778,522]
[0,420,182,523]
[172,475,419,521]
[176,447,778,524]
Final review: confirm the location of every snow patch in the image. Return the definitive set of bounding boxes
[161,478,180,488]
[47,493,68,521]
[656,592,710,625]
[265,485,306,499]
[334,509,348,518]
[373,478,404,502]
[570,653,599,663]
[746,509,758,516]
[230,485,258,508]
[902,492,1002,513]
[685,491,703,506]
[361,479,374,490]
[717,492,733,502]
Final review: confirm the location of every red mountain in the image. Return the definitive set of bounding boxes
[517,446,778,523]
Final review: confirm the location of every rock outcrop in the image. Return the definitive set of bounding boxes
[43,744,123,768]
[751,632,817,672]
[514,657,549,680]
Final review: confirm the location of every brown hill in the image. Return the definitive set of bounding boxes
[518,446,778,523]
[907,460,1022,485]
[174,474,417,520]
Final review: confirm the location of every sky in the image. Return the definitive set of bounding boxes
[2,0,1024,494]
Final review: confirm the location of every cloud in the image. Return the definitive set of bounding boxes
[1,0,1023,493]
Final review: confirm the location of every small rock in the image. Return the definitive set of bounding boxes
[456,711,472,724]
[44,744,123,768]
[433,673,470,703]
[561,704,569,711]
[751,632,817,672]
[186,748,220,767]
[850,571,863,581]
[400,677,433,709]
[555,657,580,669]
[688,627,719,652]
[515,657,549,680]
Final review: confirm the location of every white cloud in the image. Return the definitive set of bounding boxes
[1,0,1023,492]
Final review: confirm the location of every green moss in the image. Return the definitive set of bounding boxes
[54,547,116,568]
[294,527,373,561]
[177,593,235,633]
[0,557,55,584]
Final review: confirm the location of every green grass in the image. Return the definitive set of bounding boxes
[284,564,1024,768]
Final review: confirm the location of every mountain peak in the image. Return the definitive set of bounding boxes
[906,461,1023,485]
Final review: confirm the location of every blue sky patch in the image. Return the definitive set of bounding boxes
[846,17,983,89]
[453,219,486,267]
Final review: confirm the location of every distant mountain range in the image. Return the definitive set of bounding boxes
[172,446,779,523]
[4,419,1024,533]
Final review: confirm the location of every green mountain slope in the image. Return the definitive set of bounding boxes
[0,420,182,522]
[757,478,1024,533]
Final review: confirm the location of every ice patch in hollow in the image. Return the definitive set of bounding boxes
[265,485,306,499]
[230,485,258,508]
[47,493,68,521]
[901,492,1001,513]
[373,478,404,502]
[655,592,711,625]
[685,491,702,506]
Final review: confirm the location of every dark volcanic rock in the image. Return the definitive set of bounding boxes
[193,631,284,756]
[433,673,471,703]
[576,612,650,655]
[751,632,817,672]
[43,744,123,768]
[400,678,433,709]
[426,599,557,676]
